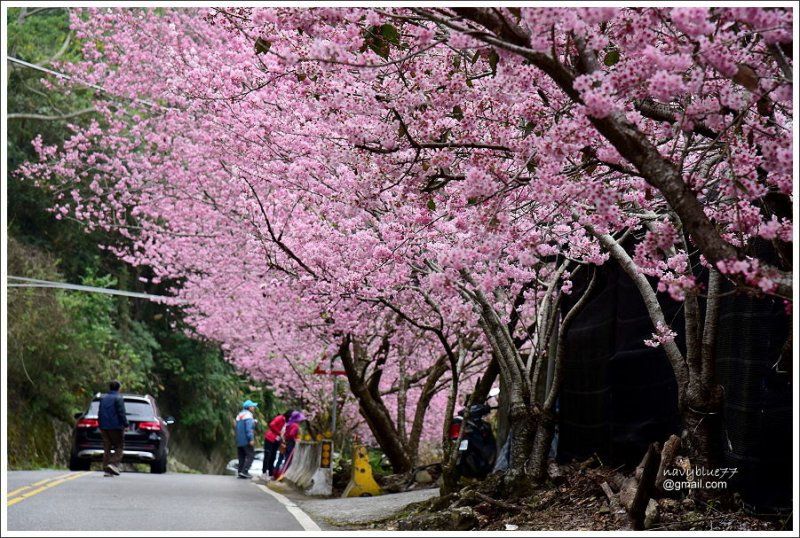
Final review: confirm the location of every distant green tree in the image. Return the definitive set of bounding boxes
[156,328,277,447]
[6,7,101,278]
[7,237,155,418]
[6,7,281,470]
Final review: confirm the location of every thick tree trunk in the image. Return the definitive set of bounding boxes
[682,267,723,490]
[681,387,723,505]
[440,417,461,494]
[440,344,467,495]
[529,409,555,482]
[339,335,413,473]
[682,386,723,480]
[460,272,537,495]
[476,320,535,495]
[355,395,413,473]
[501,404,537,497]
[682,412,722,476]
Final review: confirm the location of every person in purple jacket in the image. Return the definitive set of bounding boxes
[275,410,306,477]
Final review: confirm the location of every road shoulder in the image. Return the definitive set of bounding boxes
[263,479,440,530]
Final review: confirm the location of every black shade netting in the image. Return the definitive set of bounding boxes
[716,286,792,514]
[557,260,681,467]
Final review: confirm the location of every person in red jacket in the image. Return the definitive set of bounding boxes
[274,410,306,477]
[261,410,293,479]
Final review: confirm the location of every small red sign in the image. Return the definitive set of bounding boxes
[313,364,346,376]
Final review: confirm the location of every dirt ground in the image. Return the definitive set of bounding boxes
[348,461,792,532]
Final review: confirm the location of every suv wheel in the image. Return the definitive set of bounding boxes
[150,455,168,474]
[69,454,91,471]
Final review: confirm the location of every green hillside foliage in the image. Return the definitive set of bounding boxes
[6,7,275,469]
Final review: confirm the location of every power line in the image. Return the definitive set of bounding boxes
[6,275,185,303]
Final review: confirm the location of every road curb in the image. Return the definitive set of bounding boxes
[255,483,322,531]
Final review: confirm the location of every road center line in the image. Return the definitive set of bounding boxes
[7,486,32,498]
[30,472,75,487]
[7,472,91,507]
[256,484,322,531]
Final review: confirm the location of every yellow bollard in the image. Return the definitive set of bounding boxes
[342,444,383,497]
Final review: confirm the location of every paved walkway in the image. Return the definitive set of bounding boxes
[264,479,439,530]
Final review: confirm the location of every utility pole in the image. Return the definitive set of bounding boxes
[313,356,346,437]
[330,353,337,436]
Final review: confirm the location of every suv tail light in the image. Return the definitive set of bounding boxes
[77,418,99,429]
[138,421,162,431]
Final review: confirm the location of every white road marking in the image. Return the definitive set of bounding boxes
[256,484,322,531]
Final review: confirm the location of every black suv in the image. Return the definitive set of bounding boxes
[69,393,175,474]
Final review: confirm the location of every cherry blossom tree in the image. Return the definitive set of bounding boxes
[21,6,792,488]
[403,6,793,486]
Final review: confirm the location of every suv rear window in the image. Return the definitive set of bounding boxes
[87,399,154,418]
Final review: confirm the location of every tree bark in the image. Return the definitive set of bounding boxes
[530,266,598,481]
[408,352,449,464]
[682,391,722,478]
[397,359,408,445]
[339,335,413,473]
[460,269,538,492]
[501,405,537,497]
[472,354,499,405]
[440,340,467,495]
[682,267,723,481]
[529,409,556,483]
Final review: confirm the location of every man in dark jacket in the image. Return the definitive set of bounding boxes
[98,380,129,477]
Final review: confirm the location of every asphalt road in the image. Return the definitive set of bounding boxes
[5,469,313,532]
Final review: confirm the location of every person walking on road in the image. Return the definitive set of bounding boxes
[235,400,258,479]
[275,410,306,479]
[98,380,129,477]
[261,410,293,480]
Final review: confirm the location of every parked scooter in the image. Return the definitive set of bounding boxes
[449,391,498,480]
